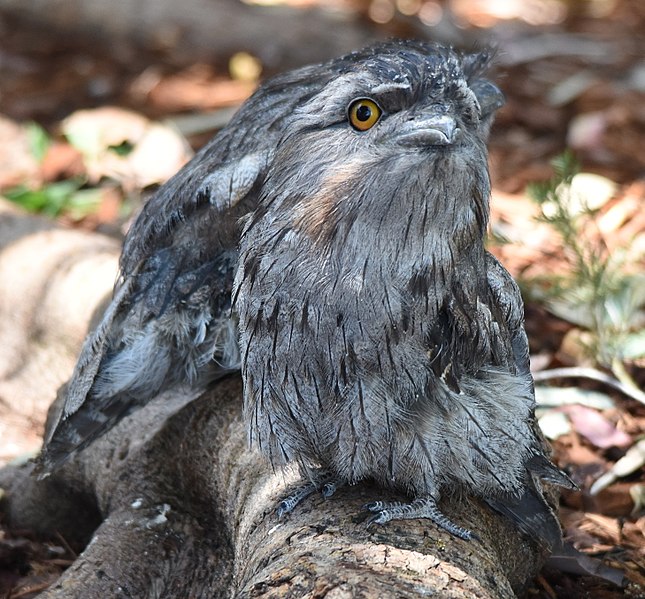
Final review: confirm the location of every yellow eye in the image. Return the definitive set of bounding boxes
[348,98,382,131]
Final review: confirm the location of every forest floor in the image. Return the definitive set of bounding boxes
[0,1,643,597]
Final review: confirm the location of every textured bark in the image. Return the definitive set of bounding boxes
[0,206,550,597]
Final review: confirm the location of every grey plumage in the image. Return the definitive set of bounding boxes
[37,57,329,473]
[38,39,573,548]
[233,40,574,546]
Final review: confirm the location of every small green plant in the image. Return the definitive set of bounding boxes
[526,152,645,390]
[5,178,103,219]
[25,121,51,162]
[4,122,103,220]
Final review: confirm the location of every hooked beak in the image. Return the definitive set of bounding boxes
[397,114,459,147]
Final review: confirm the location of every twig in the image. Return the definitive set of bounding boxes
[9,580,55,598]
[166,107,239,137]
[532,367,645,405]
[55,530,78,559]
[499,34,618,66]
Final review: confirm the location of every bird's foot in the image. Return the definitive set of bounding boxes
[277,472,341,518]
[364,495,475,540]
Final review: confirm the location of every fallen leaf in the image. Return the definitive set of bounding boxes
[128,122,191,188]
[538,409,572,440]
[535,385,616,410]
[563,404,632,449]
[40,142,85,182]
[588,482,638,517]
[591,439,645,494]
[0,116,41,189]
[583,513,624,544]
[63,107,149,157]
[629,484,645,513]
[62,107,192,188]
[548,542,625,586]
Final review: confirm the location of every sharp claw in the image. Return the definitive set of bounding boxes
[366,511,390,526]
[362,497,474,540]
[277,500,293,518]
[276,474,342,517]
[363,501,384,512]
[322,482,337,499]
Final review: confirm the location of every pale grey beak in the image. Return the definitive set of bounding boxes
[397,114,459,147]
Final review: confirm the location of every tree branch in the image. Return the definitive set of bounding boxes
[0,205,550,597]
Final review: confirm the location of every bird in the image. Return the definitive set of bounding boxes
[232,39,575,546]
[37,39,574,548]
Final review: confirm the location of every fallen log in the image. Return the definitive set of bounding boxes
[0,202,551,597]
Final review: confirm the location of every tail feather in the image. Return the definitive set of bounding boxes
[527,453,578,490]
[486,456,576,550]
[36,393,137,476]
[485,484,563,550]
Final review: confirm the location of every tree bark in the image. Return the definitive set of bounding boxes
[0,203,550,597]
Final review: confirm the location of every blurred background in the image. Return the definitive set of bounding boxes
[0,1,643,596]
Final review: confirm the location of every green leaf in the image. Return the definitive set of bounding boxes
[24,122,51,163]
[65,188,104,220]
[108,140,134,157]
[620,330,645,360]
[551,150,578,183]
[4,178,87,217]
[522,151,645,376]
[5,185,50,212]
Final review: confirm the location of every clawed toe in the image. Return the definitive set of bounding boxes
[277,497,298,518]
[362,496,474,540]
[276,481,318,517]
[365,510,390,526]
[363,501,382,512]
[278,483,473,541]
[322,481,337,499]
[276,473,342,517]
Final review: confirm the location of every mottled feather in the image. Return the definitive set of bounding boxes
[37,59,338,473]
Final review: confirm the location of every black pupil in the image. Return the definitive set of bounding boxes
[356,104,372,122]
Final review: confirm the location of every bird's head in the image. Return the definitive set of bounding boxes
[248,40,504,269]
[282,41,503,149]
[252,41,503,254]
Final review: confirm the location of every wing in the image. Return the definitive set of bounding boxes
[37,65,333,475]
[483,252,576,548]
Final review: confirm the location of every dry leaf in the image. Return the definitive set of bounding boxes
[62,107,192,188]
[563,405,632,449]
